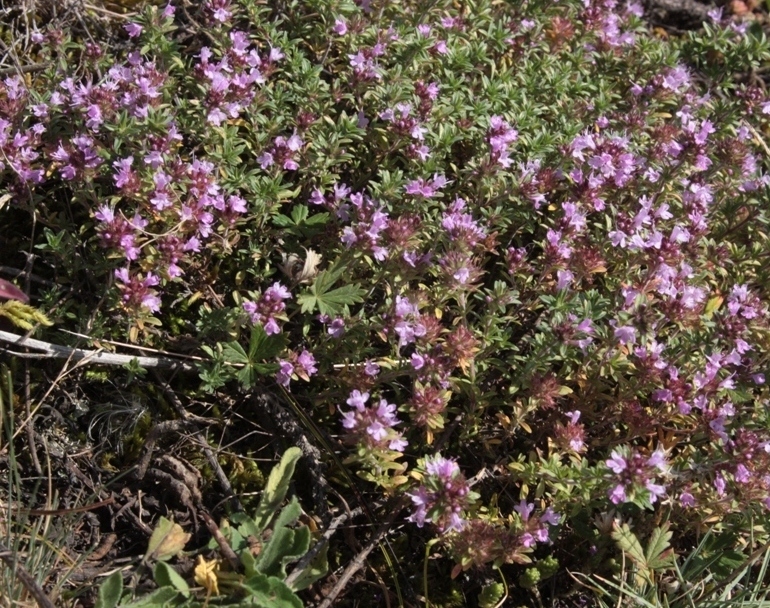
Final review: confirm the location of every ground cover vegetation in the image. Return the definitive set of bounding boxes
[1,0,770,605]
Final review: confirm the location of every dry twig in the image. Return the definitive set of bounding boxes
[0,330,197,371]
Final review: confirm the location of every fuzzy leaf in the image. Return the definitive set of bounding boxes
[256,498,310,578]
[256,526,311,579]
[153,562,190,597]
[95,571,123,608]
[252,448,301,533]
[240,573,302,608]
[120,587,180,608]
[288,542,329,591]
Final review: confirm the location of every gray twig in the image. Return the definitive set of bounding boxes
[0,330,197,371]
[286,507,363,589]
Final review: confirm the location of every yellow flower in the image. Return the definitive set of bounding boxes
[194,555,220,597]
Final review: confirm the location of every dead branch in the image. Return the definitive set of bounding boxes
[0,330,197,371]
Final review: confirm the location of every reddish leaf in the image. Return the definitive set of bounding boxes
[0,278,29,303]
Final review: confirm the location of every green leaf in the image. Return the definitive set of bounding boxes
[304,212,329,226]
[288,542,328,591]
[252,448,302,533]
[256,526,310,578]
[256,498,310,578]
[645,524,675,570]
[153,562,190,597]
[240,573,302,608]
[611,522,647,567]
[248,325,286,361]
[272,213,294,227]
[223,327,287,388]
[290,205,309,224]
[232,511,260,541]
[221,341,249,365]
[95,571,123,608]
[271,496,302,530]
[120,587,181,608]
[241,547,258,578]
[298,278,366,315]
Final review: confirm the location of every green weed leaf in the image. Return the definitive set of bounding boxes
[153,562,190,597]
[240,573,302,608]
[252,447,301,533]
[95,571,123,608]
[645,524,675,570]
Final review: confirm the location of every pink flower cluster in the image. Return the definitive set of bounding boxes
[258,132,303,171]
[339,390,407,452]
[94,153,248,311]
[486,115,518,168]
[513,499,562,547]
[380,102,431,161]
[243,282,292,335]
[276,349,318,387]
[606,447,668,505]
[196,31,282,126]
[0,91,45,184]
[339,192,390,261]
[408,454,473,533]
[114,268,161,313]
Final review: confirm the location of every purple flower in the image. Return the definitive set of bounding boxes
[297,350,317,377]
[392,295,426,348]
[327,317,345,338]
[124,23,143,38]
[647,449,668,473]
[556,270,574,291]
[408,454,473,533]
[540,507,561,526]
[606,451,627,474]
[243,282,291,334]
[514,500,535,521]
[614,325,637,345]
[364,360,380,376]
[347,390,369,410]
[714,475,726,497]
[333,18,347,35]
[114,269,162,313]
[276,361,294,386]
[646,482,666,503]
[410,353,425,370]
[340,391,406,453]
[609,484,627,504]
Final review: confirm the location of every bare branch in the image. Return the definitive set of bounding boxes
[0,330,197,371]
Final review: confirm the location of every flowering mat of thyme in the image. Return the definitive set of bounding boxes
[2,0,770,606]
